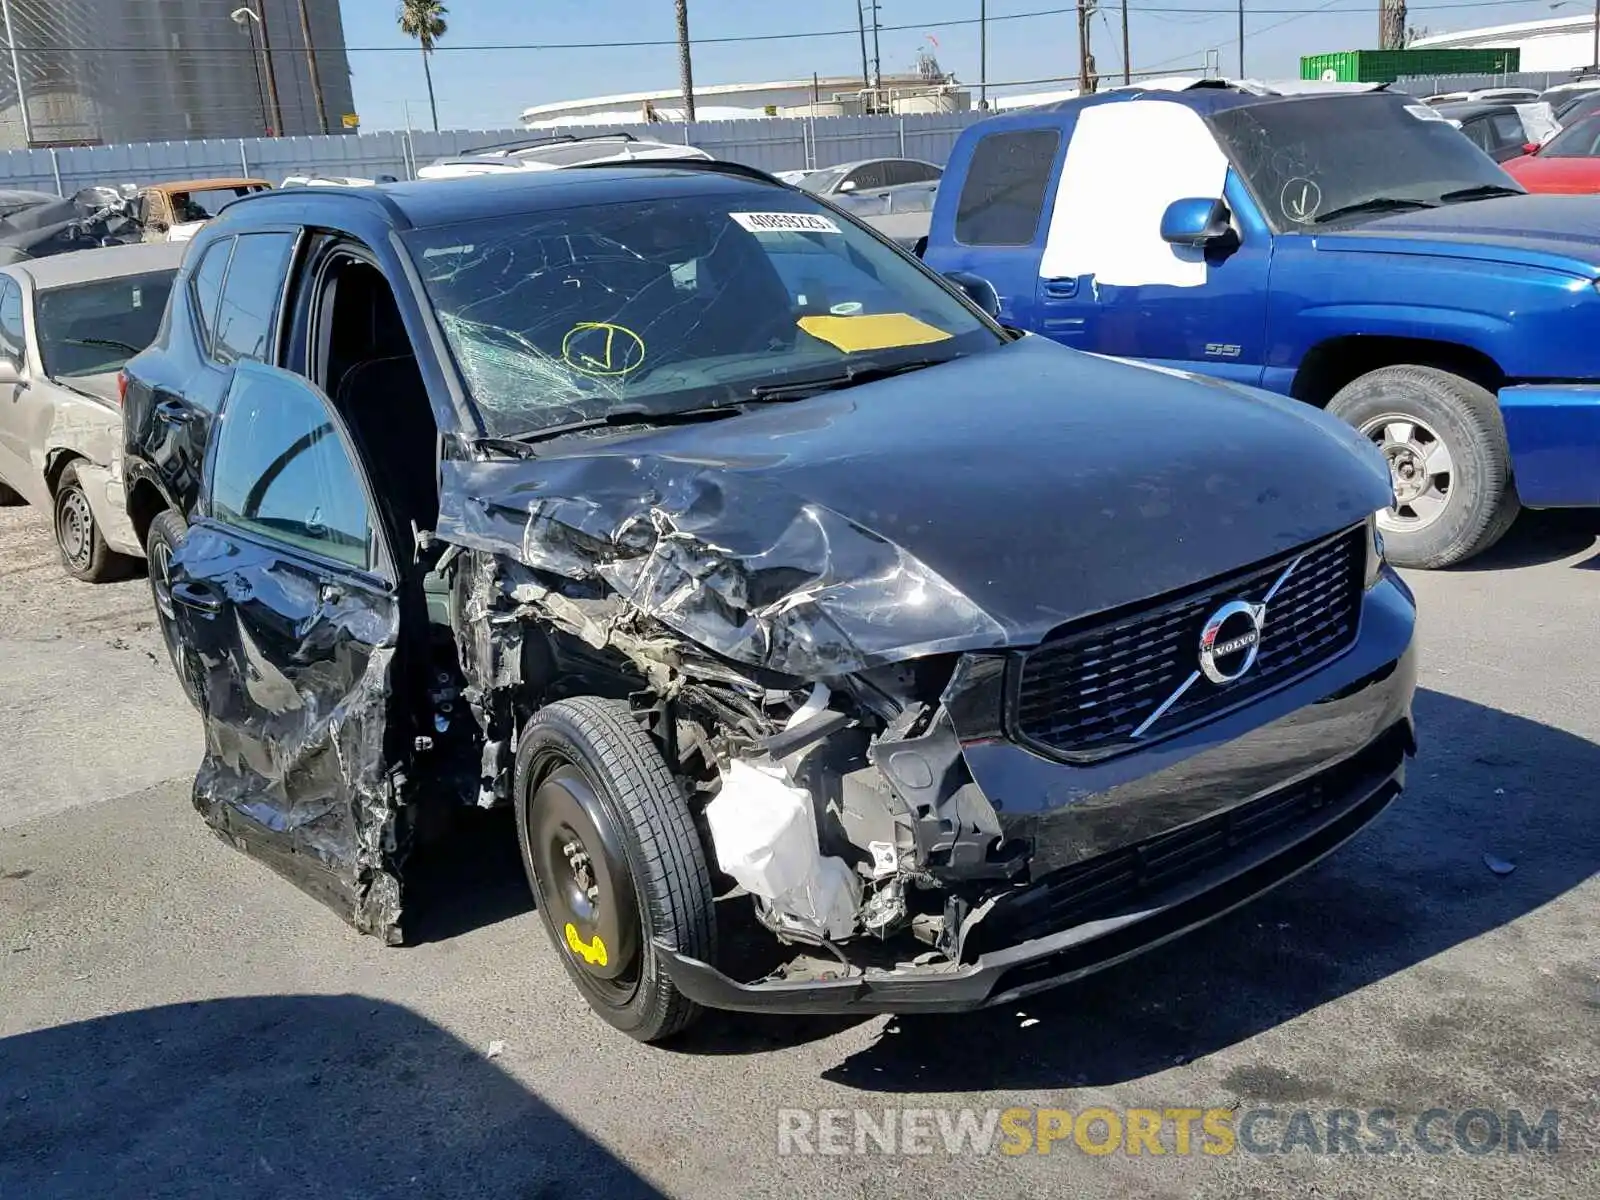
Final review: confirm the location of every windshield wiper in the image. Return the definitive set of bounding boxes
[747,356,953,401]
[64,336,142,354]
[492,403,752,450]
[1437,184,1524,203]
[1313,197,1439,224]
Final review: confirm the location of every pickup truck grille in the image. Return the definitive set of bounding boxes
[1013,526,1366,760]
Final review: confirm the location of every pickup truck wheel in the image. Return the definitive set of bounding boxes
[514,697,716,1043]
[1328,366,1519,569]
[145,509,203,708]
[53,463,130,583]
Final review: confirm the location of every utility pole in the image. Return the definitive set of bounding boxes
[870,0,882,90]
[857,0,870,88]
[1077,0,1097,93]
[1121,1,1130,85]
[980,0,988,108]
[253,0,284,136]
[0,0,30,146]
[675,0,696,122]
[1237,0,1245,76]
[1379,0,1406,51]
[295,0,328,134]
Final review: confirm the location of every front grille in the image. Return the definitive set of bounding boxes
[1014,526,1366,760]
[968,723,1409,956]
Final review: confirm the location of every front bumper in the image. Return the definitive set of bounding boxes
[1499,384,1600,508]
[656,575,1417,1015]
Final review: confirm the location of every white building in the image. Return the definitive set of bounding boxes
[1411,17,1600,72]
[519,73,969,128]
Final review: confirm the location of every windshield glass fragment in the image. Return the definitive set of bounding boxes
[404,193,1000,439]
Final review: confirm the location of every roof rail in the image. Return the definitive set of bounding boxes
[567,158,788,187]
[462,130,641,155]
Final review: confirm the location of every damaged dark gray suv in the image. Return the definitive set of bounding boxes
[120,163,1417,1041]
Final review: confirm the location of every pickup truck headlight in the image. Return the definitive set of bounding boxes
[1364,514,1386,588]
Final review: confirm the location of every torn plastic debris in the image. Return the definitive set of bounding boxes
[438,455,1006,677]
[705,758,860,941]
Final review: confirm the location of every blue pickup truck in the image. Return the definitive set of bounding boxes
[920,81,1600,567]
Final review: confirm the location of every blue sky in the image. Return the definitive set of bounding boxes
[338,0,1580,131]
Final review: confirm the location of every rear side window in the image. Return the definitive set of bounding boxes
[213,232,295,365]
[189,238,232,354]
[955,129,1062,246]
[0,278,23,362]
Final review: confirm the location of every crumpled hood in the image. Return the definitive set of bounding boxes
[438,336,1390,674]
[1326,193,1600,270]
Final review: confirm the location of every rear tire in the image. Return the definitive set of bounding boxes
[514,697,716,1043]
[53,462,131,583]
[1327,365,1519,569]
[145,509,202,707]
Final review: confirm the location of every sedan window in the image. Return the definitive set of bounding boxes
[213,232,295,365]
[209,364,373,571]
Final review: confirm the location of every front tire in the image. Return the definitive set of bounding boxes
[53,462,129,582]
[1328,365,1519,569]
[514,697,716,1042]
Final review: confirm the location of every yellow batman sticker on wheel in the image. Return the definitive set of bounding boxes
[565,922,608,967]
[562,322,646,377]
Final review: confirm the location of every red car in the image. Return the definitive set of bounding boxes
[1503,114,1600,192]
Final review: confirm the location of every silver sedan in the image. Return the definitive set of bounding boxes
[0,241,185,581]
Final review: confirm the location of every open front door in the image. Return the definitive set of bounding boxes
[165,360,413,941]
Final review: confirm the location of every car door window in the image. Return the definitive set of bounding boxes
[1489,112,1526,151]
[209,362,374,571]
[213,232,295,365]
[849,163,889,191]
[905,161,942,183]
[955,129,1062,245]
[1460,118,1495,154]
[0,278,24,364]
[189,238,232,355]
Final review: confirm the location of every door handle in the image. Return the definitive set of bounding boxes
[170,580,224,615]
[1042,277,1078,299]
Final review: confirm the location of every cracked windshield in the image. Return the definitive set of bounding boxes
[405,191,999,438]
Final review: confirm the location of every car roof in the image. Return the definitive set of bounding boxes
[9,240,187,289]
[1435,100,1517,119]
[213,163,792,232]
[144,178,270,194]
[993,81,1397,129]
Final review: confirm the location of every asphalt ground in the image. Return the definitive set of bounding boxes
[1,500,1596,1199]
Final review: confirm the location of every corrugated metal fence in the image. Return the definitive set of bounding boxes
[0,112,987,196]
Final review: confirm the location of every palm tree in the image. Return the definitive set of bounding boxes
[675,0,696,122]
[398,0,448,132]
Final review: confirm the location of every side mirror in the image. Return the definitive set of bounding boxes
[944,270,1001,320]
[1522,141,1542,156]
[0,357,24,386]
[837,179,858,193]
[1160,197,1232,247]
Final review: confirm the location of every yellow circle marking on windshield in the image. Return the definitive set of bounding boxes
[562,321,646,377]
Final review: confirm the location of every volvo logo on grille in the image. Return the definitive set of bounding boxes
[1198,599,1266,685]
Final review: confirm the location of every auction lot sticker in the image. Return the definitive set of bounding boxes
[731,211,842,234]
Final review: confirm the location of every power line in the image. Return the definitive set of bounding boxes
[0,0,1566,56]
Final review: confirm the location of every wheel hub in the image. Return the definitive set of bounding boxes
[526,764,641,988]
[1360,414,1454,533]
[58,489,92,567]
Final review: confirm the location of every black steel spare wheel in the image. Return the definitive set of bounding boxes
[53,462,123,582]
[514,697,716,1042]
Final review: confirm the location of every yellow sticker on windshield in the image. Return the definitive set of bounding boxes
[797,313,953,354]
